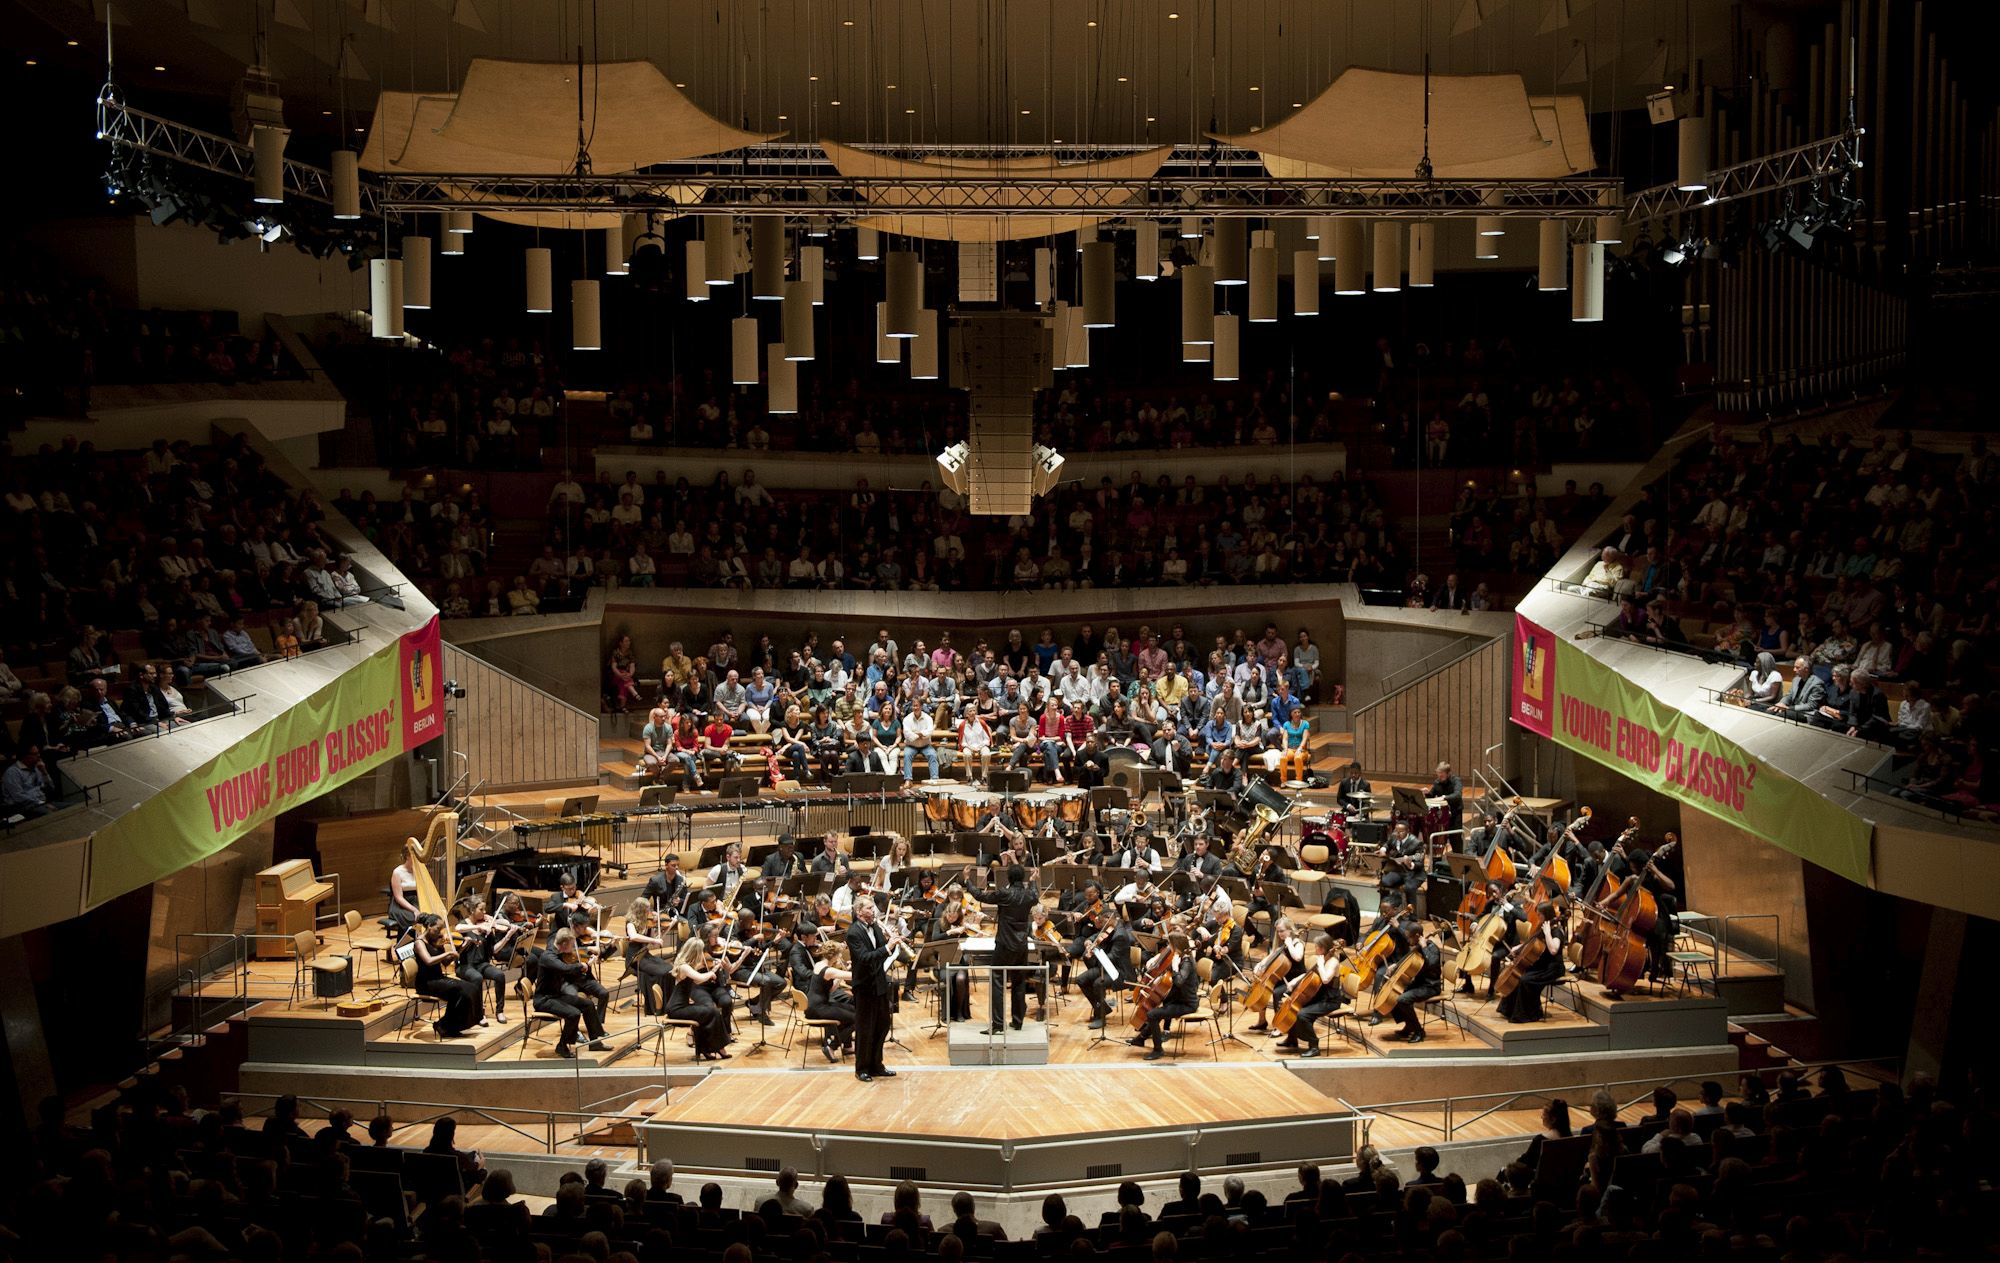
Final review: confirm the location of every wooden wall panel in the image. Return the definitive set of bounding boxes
[1353,637,1508,782]
[442,645,598,792]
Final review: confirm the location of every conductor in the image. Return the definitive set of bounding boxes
[964,863,1039,1033]
[843,898,904,1083]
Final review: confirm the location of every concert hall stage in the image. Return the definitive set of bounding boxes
[640,1065,1363,1191]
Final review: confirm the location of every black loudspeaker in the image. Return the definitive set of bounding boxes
[1351,819,1388,847]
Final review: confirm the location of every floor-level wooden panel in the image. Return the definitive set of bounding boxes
[651,1064,1349,1142]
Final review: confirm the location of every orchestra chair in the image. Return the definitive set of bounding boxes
[1299,842,1332,871]
[396,957,447,1039]
[291,929,352,1009]
[513,978,569,1058]
[789,987,845,1069]
[1171,981,1228,1061]
[342,910,396,987]
[636,1015,702,1066]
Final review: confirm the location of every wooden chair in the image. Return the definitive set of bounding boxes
[292,929,352,1009]
[513,978,569,1058]
[790,986,845,1069]
[1171,981,1228,1061]
[342,910,396,987]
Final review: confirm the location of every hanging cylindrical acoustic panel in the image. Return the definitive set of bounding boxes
[875,301,900,363]
[1595,187,1625,245]
[1537,220,1568,290]
[684,240,709,301]
[911,309,940,379]
[1179,263,1215,345]
[783,280,815,361]
[1371,222,1402,292]
[1183,341,1211,363]
[603,219,627,275]
[1065,302,1089,368]
[1075,223,1097,252]
[801,244,826,304]
[1676,116,1710,190]
[524,247,553,313]
[1292,250,1320,315]
[1081,240,1116,328]
[439,221,465,256]
[885,251,922,337]
[1212,216,1247,285]
[571,280,601,350]
[447,210,474,236]
[1248,230,1278,322]
[402,235,431,309]
[703,215,734,286]
[766,343,799,413]
[855,225,881,260]
[1034,247,1054,305]
[1571,243,1605,322]
[1305,216,1324,241]
[330,149,360,219]
[1049,302,1071,371]
[1211,314,1240,381]
[731,316,759,384]
[1475,188,1504,256]
[368,258,404,339]
[1331,220,1367,294]
[1314,215,1338,260]
[1408,222,1435,288]
[1135,219,1160,281]
[751,216,785,300]
[252,125,288,204]
[1180,215,1202,239]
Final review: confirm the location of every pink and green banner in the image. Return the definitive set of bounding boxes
[1511,615,1872,885]
[86,618,445,906]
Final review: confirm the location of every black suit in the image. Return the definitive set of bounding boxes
[972,881,1040,1027]
[844,918,895,1076]
[1072,923,1134,1018]
[1337,775,1372,815]
[1427,774,1464,826]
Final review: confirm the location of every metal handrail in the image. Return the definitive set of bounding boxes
[1361,634,1493,710]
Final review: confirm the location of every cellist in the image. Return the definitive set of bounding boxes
[1456,883,1529,1000]
[1604,835,1678,984]
[1497,903,1568,1024]
[1273,931,1348,1059]
[1244,917,1306,1033]
[1383,920,1444,1044]
[1126,932,1200,1061]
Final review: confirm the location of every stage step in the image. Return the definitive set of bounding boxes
[1456,993,1609,1057]
[947,1020,1051,1065]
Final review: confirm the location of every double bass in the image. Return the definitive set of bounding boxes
[1588,835,1678,994]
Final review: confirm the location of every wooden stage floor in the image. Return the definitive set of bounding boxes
[653,1064,1350,1142]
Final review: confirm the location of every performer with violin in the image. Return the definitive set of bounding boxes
[927,896,977,1020]
[412,912,483,1038]
[965,862,1040,1032]
[1496,902,1567,1023]
[532,927,609,1058]
[1112,870,1159,914]
[807,941,858,1062]
[548,870,601,936]
[1070,905,1135,1029]
[723,908,784,1026]
[1243,918,1306,1033]
[1384,922,1444,1043]
[492,893,541,973]
[1274,932,1350,1058]
[844,894,904,1082]
[1127,933,1200,1061]
[1191,878,1243,980]
[454,898,523,1025]
[665,937,733,1060]
[623,897,676,1016]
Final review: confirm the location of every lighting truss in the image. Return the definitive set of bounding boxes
[1622,126,1865,227]
[97,91,388,219]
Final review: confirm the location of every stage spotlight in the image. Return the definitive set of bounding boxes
[936,442,969,495]
[1787,217,1819,251]
[1659,241,1686,266]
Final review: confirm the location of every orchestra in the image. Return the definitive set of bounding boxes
[377,755,1693,1067]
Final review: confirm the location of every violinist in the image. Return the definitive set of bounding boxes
[548,870,601,936]
[644,855,690,912]
[1132,893,1173,936]
[1273,932,1348,1059]
[532,927,609,1058]
[666,937,733,1061]
[810,831,850,879]
[1127,933,1200,1061]
[724,908,784,1026]
[831,872,874,920]
[898,869,944,917]
[492,893,541,971]
[623,897,676,1016]
[930,897,975,1021]
[1244,917,1306,1034]
[1026,903,1060,1019]
[1497,902,1567,1024]
[706,844,750,900]
[454,898,522,1025]
[413,912,482,1039]
[787,921,824,992]
[1112,870,1159,912]
[1071,906,1134,1029]
[1108,829,1165,874]
[1193,880,1243,980]
[807,942,858,1062]
[1384,922,1444,1044]
[686,887,727,935]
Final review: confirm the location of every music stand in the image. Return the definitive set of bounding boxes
[988,769,1030,794]
[1444,853,1485,885]
[637,785,676,810]
[1391,786,1428,818]
[717,775,762,800]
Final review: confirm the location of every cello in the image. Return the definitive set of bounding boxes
[1240,942,1294,1012]
[1493,933,1546,998]
[1453,903,1516,984]
[1359,922,1436,1016]
[1339,926,1401,998]
[1128,947,1177,1031]
[1271,956,1324,1036]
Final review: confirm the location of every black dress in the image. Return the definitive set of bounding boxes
[666,972,730,1055]
[806,968,856,1050]
[416,941,482,1035]
[1498,925,1567,1023]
